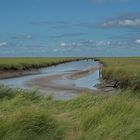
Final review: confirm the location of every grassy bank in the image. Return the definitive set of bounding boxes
[0,86,140,140]
[0,57,80,71]
[99,57,140,91]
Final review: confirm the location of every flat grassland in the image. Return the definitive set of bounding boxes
[0,57,140,140]
[0,57,80,70]
[0,57,81,79]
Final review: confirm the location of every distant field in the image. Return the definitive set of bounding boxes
[99,57,140,91]
[0,57,80,70]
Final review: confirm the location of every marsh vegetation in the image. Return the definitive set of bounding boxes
[0,86,140,140]
[99,57,140,91]
[0,57,80,71]
[0,57,140,140]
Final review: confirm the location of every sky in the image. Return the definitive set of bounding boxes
[0,0,140,57]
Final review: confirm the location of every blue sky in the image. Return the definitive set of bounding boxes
[0,0,140,57]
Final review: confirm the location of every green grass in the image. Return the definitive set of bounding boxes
[0,57,140,139]
[0,57,80,70]
[98,57,140,91]
[0,87,139,140]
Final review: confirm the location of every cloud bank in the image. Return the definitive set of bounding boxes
[136,39,140,44]
[102,19,140,28]
[49,32,85,38]
[0,42,8,47]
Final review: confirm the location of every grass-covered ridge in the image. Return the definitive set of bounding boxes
[0,86,140,140]
[99,57,140,91]
[0,57,80,70]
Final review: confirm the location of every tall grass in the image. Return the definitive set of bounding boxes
[0,57,140,139]
[0,108,63,140]
[80,91,140,140]
[0,87,140,140]
[99,57,140,91]
[0,87,64,140]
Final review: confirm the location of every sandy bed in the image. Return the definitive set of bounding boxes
[26,66,100,94]
[67,67,98,80]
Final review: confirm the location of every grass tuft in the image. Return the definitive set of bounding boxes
[0,87,140,140]
[0,107,63,140]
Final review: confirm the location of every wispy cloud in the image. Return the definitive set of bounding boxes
[51,38,140,57]
[11,34,33,40]
[120,12,140,19]
[102,12,140,28]
[30,20,96,29]
[59,39,129,48]
[135,39,140,44]
[30,21,70,29]
[30,21,66,26]
[76,22,96,28]
[49,32,85,38]
[31,18,140,29]
[102,19,140,28]
[60,42,67,47]
[0,42,8,47]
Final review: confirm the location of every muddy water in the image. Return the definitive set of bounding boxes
[0,59,101,100]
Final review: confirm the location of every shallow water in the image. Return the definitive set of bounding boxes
[0,59,100,100]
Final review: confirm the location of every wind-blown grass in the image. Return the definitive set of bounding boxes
[0,87,139,140]
[80,92,140,140]
[0,57,140,139]
[0,87,64,140]
[0,108,62,140]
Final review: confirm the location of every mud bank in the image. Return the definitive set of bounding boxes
[0,59,101,100]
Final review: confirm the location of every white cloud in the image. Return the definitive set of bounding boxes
[59,40,128,49]
[136,39,140,44]
[95,40,111,46]
[102,18,140,28]
[26,34,32,39]
[60,42,66,47]
[0,42,8,47]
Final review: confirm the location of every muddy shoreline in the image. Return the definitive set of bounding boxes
[0,69,40,79]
